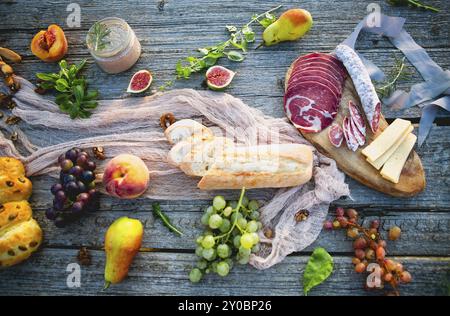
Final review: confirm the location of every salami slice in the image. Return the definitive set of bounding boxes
[284,82,338,133]
[335,44,381,132]
[328,123,344,147]
[342,116,359,151]
[349,115,366,146]
[348,100,366,136]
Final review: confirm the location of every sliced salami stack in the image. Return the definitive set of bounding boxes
[284,52,347,133]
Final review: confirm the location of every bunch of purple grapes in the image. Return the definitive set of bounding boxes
[46,147,99,227]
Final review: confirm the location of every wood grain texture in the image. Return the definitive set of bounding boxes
[0,0,449,296]
[0,248,448,296]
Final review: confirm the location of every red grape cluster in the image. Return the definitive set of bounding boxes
[46,147,99,227]
[324,207,411,295]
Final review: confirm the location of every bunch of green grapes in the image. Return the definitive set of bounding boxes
[189,188,263,283]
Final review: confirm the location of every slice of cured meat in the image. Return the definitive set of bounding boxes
[293,53,347,76]
[290,61,346,83]
[288,68,343,91]
[284,81,338,133]
[348,100,366,136]
[288,75,342,98]
[335,44,381,132]
[342,116,359,151]
[287,79,341,101]
[328,123,344,147]
[349,115,366,146]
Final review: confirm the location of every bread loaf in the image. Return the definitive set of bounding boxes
[0,157,42,268]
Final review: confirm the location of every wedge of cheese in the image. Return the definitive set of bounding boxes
[367,125,413,170]
[362,118,412,162]
[380,133,417,184]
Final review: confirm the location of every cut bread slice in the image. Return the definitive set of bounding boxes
[164,119,213,144]
[197,143,314,190]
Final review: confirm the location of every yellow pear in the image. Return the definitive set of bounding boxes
[263,9,313,46]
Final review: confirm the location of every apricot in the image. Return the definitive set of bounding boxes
[31,24,68,62]
[263,9,313,46]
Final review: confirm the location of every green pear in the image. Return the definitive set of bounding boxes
[263,9,313,46]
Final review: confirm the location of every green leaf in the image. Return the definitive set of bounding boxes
[198,48,209,55]
[242,25,255,43]
[36,73,59,81]
[73,85,85,103]
[55,93,70,105]
[82,100,98,109]
[76,59,87,71]
[226,50,245,62]
[84,89,98,100]
[303,247,334,295]
[258,12,277,28]
[225,25,237,33]
[152,203,184,236]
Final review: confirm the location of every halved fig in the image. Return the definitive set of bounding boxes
[205,65,235,90]
[127,70,153,93]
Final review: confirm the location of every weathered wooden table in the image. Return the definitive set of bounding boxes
[0,0,449,296]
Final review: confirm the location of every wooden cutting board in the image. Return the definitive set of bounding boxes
[285,63,426,197]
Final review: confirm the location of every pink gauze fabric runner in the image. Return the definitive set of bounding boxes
[0,78,349,269]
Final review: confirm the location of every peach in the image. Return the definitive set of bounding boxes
[102,154,149,199]
[31,24,68,62]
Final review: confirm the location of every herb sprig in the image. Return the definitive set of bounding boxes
[387,0,440,13]
[36,59,99,119]
[152,203,184,236]
[87,21,111,51]
[175,5,282,80]
[376,55,412,98]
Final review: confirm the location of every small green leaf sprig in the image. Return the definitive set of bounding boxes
[175,5,281,80]
[36,59,99,119]
[387,0,440,13]
[303,247,334,295]
[376,55,412,99]
[152,203,184,236]
[87,21,111,51]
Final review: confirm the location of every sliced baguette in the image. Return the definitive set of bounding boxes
[197,143,313,190]
[164,119,213,144]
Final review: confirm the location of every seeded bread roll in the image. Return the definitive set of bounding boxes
[0,157,32,204]
[0,219,42,268]
[0,201,32,234]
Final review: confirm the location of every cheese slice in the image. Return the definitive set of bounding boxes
[367,125,413,170]
[362,118,411,162]
[380,133,417,184]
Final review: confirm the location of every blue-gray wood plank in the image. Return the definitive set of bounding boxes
[0,0,449,296]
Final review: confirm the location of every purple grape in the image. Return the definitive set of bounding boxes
[71,201,84,214]
[45,208,57,220]
[76,193,90,204]
[78,151,89,158]
[59,170,66,182]
[85,161,96,171]
[51,183,63,195]
[53,198,65,211]
[60,159,74,172]
[55,190,67,202]
[63,174,77,185]
[73,147,81,154]
[76,181,86,193]
[87,181,96,190]
[80,170,95,183]
[76,154,88,168]
[58,153,66,164]
[69,165,83,177]
[65,149,78,162]
[65,181,78,195]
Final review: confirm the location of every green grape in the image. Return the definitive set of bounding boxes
[250,232,260,244]
[248,200,259,211]
[217,244,231,258]
[233,235,241,248]
[205,268,210,274]
[202,248,216,261]
[197,259,208,269]
[239,246,251,257]
[189,268,203,283]
[230,211,243,223]
[249,210,260,220]
[213,196,226,210]
[241,195,249,208]
[196,236,204,245]
[219,218,231,233]
[211,261,218,273]
[225,258,234,270]
[246,220,258,233]
[201,235,215,249]
[217,261,230,277]
[222,206,233,217]
[251,243,260,253]
[195,246,203,257]
[205,205,215,215]
[237,217,247,229]
[257,221,263,230]
[228,200,238,209]
[240,233,254,249]
[237,254,250,265]
[201,213,211,226]
[208,214,223,229]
